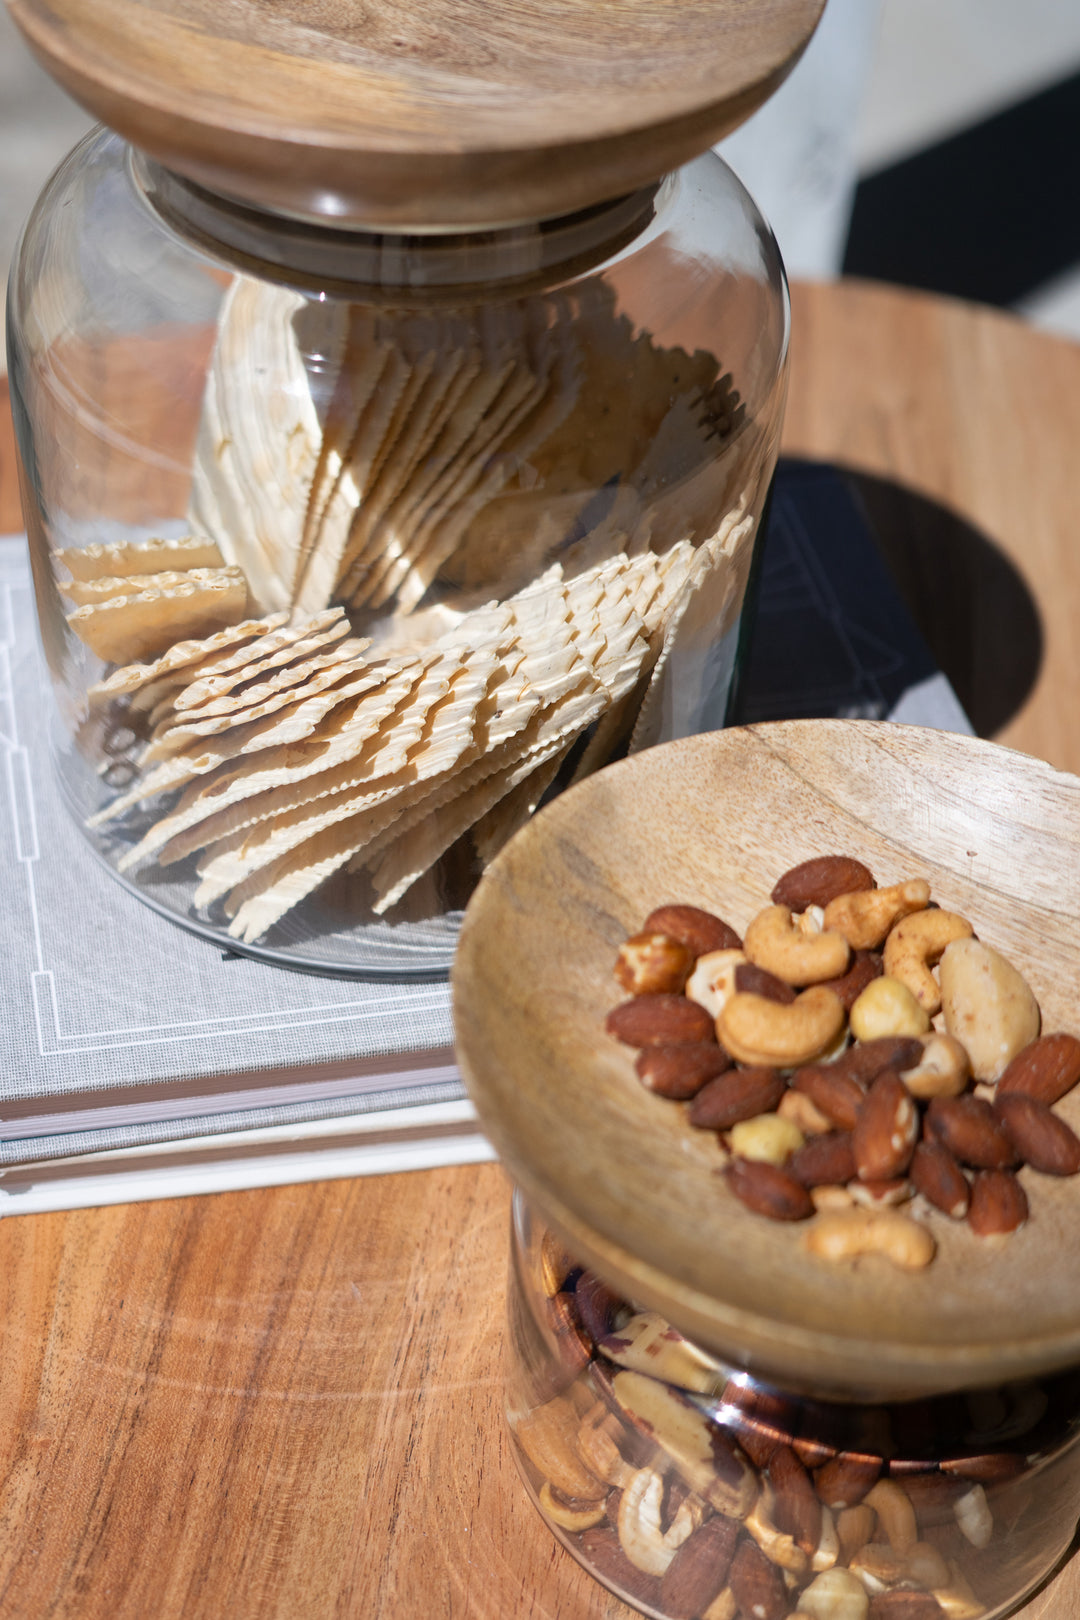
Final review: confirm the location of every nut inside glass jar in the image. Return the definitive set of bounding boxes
[506,1192,1080,1620]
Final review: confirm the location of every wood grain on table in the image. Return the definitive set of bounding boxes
[2,281,1080,1617]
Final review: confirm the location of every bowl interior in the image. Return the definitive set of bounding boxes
[452,721,1080,1398]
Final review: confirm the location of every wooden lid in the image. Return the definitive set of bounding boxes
[453,722,1080,1400]
[10,0,824,229]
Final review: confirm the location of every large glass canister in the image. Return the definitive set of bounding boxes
[507,1191,1080,1620]
[7,132,788,974]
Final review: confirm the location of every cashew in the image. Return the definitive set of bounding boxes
[907,1542,951,1589]
[933,1562,989,1618]
[811,1184,856,1212]
[804,1209,935,1270]
[811,1506,839,1573]
[939,938,1041,1082]
[744,1479,809,1574]
[538,1479,607,1531]
[847,1543,901,1593]
[717,986,847,1069]
[796,1566,869,1619]
[862,1481,917,1553]
[953,1483,993,1548]
[729,1112,805,1165]
[744,905,851,987]
[514,1397,608,1500]
[849,976,931,1042]
[883,909,974,1014]
[778,1087,834,1136]
[836,1504,877,1566]
[575,1407,635,1489]
[618,1467,678,1575]
[798,905,827,935]
[598,1310,725,1396]
[703,1591,738,1620]
[823,881,931,950]
[664,1489,708,1550]
[685,948,747,1018]
[901,1033,971,1099]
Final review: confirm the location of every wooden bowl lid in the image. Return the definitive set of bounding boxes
[10,0,824,228]
[453,722,1080,1400]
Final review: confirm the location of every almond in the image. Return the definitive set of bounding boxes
[894,1470,964,1525]
[576,1525,663,1607]
[636,1043,732,1100]
[814,1452,882,1508]
[909,1140,971,1218]
[724,1157,814,1221]
[574,1271,622,1344]
[994,1091,1080,1175]
[940,1452,1027,1483]
[791,1067,866,1131]
[771,855,876,912]
[732,1419,784,1469]
[968,1168,1028,1235]
[926,1095,1018,1169]
[768,1443,822,1554]
[615,931,694,995]
[606,994,715,1048]
[867,1591,948,1619]
[734,961,797,1004]
[854,1071,919,1181]
[728,1535,790,1620]
[839,1035,926,1085]
[997,1032,1080,1104]
[789,1130,857,1187]
[819,948,883,1010]
[642,904,742,958]
[687,1068,785,1130]
[659,1515,738,1620]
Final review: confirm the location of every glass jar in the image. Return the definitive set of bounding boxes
[507,1192,1080,1620]
[6,128,787,977]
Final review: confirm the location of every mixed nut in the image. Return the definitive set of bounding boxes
[508,1220,1080,1620]
[604,855,1080,1264]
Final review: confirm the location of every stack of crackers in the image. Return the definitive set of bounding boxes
[57,537,249,664]
[87,511,752,941]
[69,273,759,940]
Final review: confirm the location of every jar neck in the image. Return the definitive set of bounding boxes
[133,151,663,303]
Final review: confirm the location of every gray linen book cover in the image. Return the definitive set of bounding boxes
[0,536,464,1168]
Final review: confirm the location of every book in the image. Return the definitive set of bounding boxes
[0,457,972,1209]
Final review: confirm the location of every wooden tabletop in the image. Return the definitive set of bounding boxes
[2,279,1080,1617]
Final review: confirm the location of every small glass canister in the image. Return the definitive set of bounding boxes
[507,1191,1080,1620]
[7,136,786,975]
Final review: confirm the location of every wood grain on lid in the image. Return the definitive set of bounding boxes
[9,0,824,226]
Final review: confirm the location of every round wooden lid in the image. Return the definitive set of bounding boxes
[10,0,824,228]
[453,722,1080,1400]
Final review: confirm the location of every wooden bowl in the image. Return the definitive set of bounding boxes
[10,0,824,228]
[452,721,1080,1399]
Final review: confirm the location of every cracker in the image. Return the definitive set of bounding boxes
[106,654,430,843]
[172,608,349,710]
[68,570,249,665]
[87,614,289,704]
[335,355,517,600]
[56,536,226,582]
[189,280,322,611]
[60,566,245,608]
[180,644,503,896]
[292,344,411,617]
[140,639,374,760]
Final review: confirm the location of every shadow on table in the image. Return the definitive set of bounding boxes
[729,459,1042,742]
[845,468,1044,738]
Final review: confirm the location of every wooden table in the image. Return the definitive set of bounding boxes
[2,280,1079,1618]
